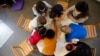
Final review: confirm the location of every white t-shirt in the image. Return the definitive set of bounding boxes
[32,1,52,16]
[28,15,53,30]
[28,16,38,30]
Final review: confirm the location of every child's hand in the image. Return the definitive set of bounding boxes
[42,13,47,17]
[67,14,71,18]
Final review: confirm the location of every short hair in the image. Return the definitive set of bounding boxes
[46,29,55,39]
[75,1,89,12]
[36,1,47,14]
[49,4,63,18]
[36,26,47,37]
[37,16,47,26]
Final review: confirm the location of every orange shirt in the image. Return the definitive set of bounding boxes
[42,36,57,55]
[42,22,58,55]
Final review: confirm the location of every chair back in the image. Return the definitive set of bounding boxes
[91,48,96,56]
[12,40,34,56]
[57,1,69,11]
[17,14,31,32]
[84,25,97,38]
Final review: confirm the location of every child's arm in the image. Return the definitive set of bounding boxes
[32,5,40,16]
[42,1,52,9]
[65,5,75,15]
[71,16,88,23]
[28,17,38,30]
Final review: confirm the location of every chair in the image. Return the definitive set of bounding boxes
[12,39,34,56]
[17,14,32,32]
[84,25,97,38]
[91,48,96,56]
[57,0,69,11]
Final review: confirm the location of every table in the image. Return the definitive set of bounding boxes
[35,14,77,56]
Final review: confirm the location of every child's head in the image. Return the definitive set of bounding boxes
[75,1,89,13]
[49,4,64,20]
[36,1,47,15]
[74,1,89,20]
[37,16,47,26]
[36,26,47,37]
[65,42,92,56]
[46,29,55,39]
[60,25,71,34]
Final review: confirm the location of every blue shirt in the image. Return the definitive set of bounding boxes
[65,23,87,42]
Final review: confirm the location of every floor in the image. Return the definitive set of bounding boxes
[0,0,100,56]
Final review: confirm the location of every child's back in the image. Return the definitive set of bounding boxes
[42,21,58,56]
[28,26,46,46]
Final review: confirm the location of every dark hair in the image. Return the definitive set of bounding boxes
[37,16,47,26]
[76,1,88,12]
[0,0,13,6]
[36,1,47,15]
[46,29,55,39]
[36,26,47,38]
[65,42,92,56]
[49,4,63,19]
[75,1,89,20]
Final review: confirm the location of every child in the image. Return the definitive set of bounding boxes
[42,19,59,56]
[28,15,47,30]
[65,42,92,56]
[28,26,47,46]
[49,4,65,36]
[60,23,87,42]
[32,1,52,16]
[49,4,65,21]
[42,29,56,56]
[66,1,89,24]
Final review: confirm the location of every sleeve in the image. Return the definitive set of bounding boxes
[71,38,79,44]
[28,17,37,30]
[78,17,88,23]
[32,4,40,16]
[31,29,36,35]
[72,16,89,23]
[29,31,42,46]
[65,5,75,15]
[42,1,52,8]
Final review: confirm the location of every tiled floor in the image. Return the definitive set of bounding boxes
[0,0,100,56]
